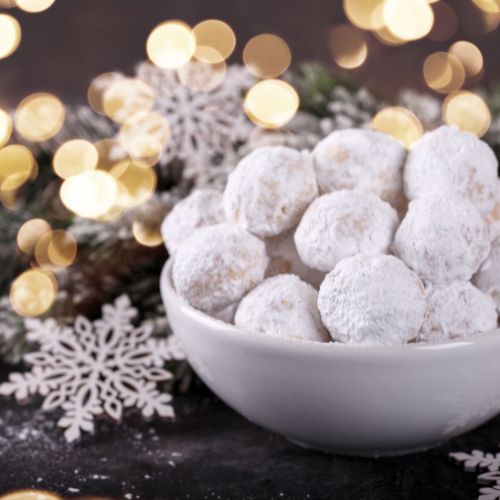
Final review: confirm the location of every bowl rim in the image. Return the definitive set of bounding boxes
[160,259,500,357]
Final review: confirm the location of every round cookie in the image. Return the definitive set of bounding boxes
[312,128,406,208]
[223,146,318,238]
[393,194,490,284]
[318,254,426,346]
[418,282,497,344]
[235,274,330,342]
[265,228,325,289]
[404,125,498,215]
[474,236,500,314]
[161,189,225,255]
[294,190,399,272]
[172,223,269,312]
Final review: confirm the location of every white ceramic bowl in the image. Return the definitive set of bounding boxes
[161,260,500,456]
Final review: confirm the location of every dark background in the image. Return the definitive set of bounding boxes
[1,0,500,108]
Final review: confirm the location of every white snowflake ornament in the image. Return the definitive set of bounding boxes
[451,447,500,499]
[136,61,255,180]
[0,295,184,443]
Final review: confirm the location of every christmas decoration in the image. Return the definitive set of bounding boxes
[0,295,185,442]
[451,448,500,499]
[136,61,254,180]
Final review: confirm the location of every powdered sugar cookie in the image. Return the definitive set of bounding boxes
[393,194,490,284]
[318,254,426,346]
[418,282,497,344]
[294,190,399,272]
[172,223,268,312]
[161,189,225,255]
[404,125,498,215]
[312,128,406,209]
[223,146,318,238]
[235,274,330,342]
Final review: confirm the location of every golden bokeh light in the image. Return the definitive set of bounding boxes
[0,14,21,60]
[427,1,458,42]
[329,24,367,69]
[15,93,65,142]
[146,20,196,69]
[383,0,434,41]
[119,111,170,165]
[132,219,163,247]
[472,0,500,14]
[177,56,227,92]
[0,0,16,7]
[244,79,299,129]
[16,0,55,12]
[17,218,51,254]
[0,109,12,148]
[0,491,61,500]
[9,269,57,317]
[373,25,406,45]
[110,160,157,208]
[443,90,491,137]
[0,144,35,192]
[193,19,236,63]
[343,0,386,30]
[243,34,291,79]
[449,41,483,78]
[103,78,155,124]
[87,72,124,115]
[34,229,77,268]
[480,8,500,32]
[53,139,98,179]
[423,51,465,94]
[60,170,118,219]
[94,138,128,169]
[119,112,169,163]
[371,107,423,149]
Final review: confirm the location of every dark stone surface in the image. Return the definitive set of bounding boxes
[0,383,497,500]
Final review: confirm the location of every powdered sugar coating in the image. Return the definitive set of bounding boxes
[486,179,500,241]
[235,274,330,342]
[318,254,426,346]
[393,195,490,284]
[474,236,500,313]
[265,228,325,289]
[161,189,225,255]
[223,146,319,238]
[312,129,406,209]
[418,282,497,344]
[294,190,399,272]
[172,223,269,312]
[404,125,498,215]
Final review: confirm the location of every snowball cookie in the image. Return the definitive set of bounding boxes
[418,282,497,344]
[318,254,426,346]
[235,274,330,342]
[474,236,500,313]
[161,189,225,255]
[294,190,399,272]
[265,228,325,289]
[404,125,498,215]
[223,146,318,238]
[393,194,490,284]
[312,129,406,208]
[173,223,269,313]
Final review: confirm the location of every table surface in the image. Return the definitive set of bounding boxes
[0,379,497,500]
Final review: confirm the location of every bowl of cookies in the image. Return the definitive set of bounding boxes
[160,125,500,456]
